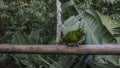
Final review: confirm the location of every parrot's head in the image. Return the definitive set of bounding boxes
[77,28,86,35]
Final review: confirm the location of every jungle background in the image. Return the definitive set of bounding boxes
[0,0,120,68]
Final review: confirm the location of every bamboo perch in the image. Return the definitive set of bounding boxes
[0,44,120,55]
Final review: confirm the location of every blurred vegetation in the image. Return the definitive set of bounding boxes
[0,0,56,44]
[0,0,120,68]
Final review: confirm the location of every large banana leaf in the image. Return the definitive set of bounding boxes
[78,9,118,44]
[78,9,120,67]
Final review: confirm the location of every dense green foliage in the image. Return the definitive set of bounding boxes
[0,0,120,68]
[0,0,57,68]
[0,0,56,44]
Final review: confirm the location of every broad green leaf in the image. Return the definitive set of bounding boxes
[112,25,120,33]
[78,10,117,44]
[81,9,120,66]
[62,15,82,34]
[96,11,120,37]
[86,9,120,43]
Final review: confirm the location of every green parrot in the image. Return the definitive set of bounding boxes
[58,28,86,46]
[58,28,92,64]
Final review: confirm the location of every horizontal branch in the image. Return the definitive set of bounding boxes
[0,44,120,55]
